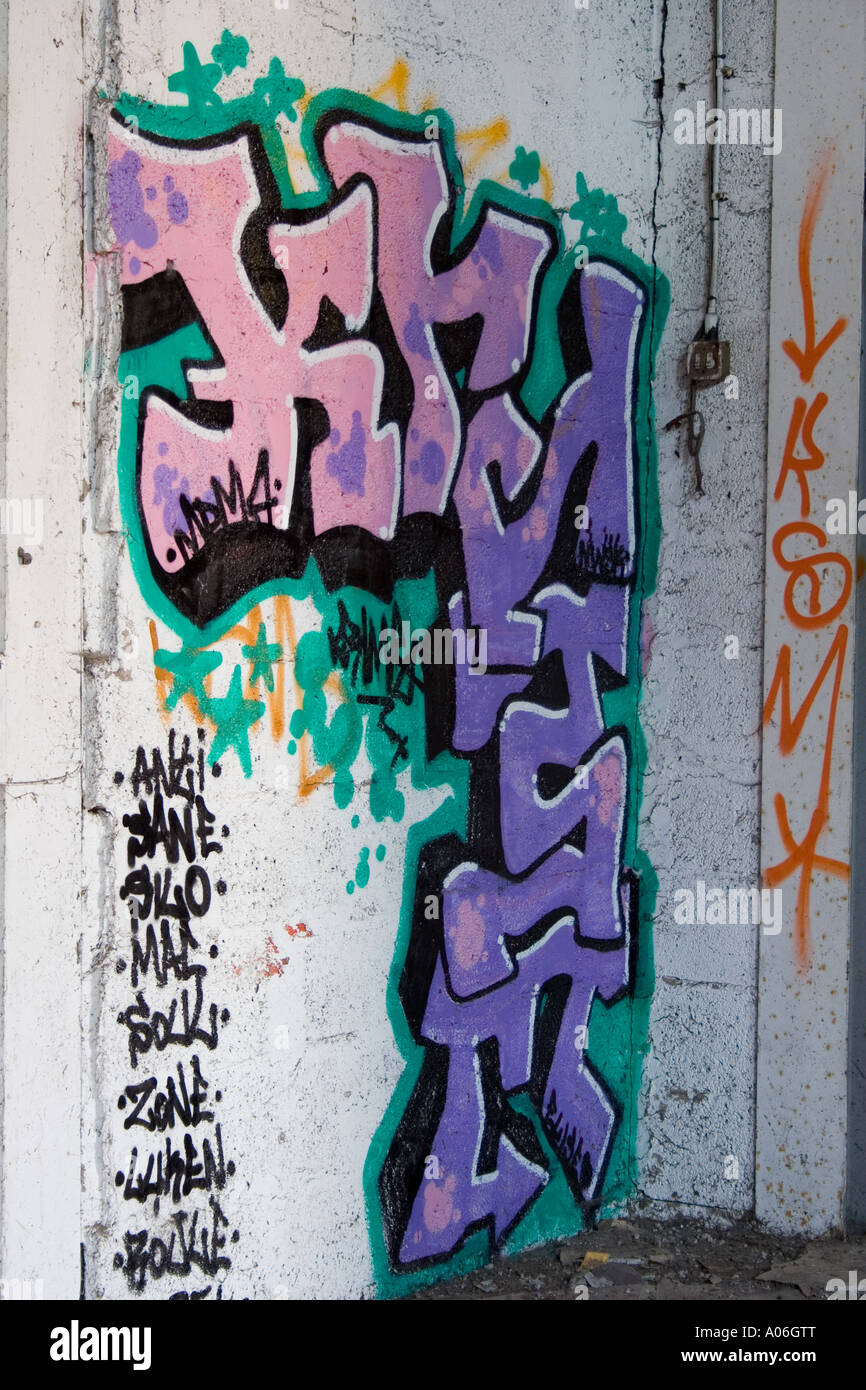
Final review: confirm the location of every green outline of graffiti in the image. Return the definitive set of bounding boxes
[111,56,668,1298]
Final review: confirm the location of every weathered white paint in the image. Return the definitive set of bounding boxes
[0,0,85,1299]
[638,0,776,1215]
[756,0,866,1236]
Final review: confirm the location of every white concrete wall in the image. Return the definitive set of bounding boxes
[1,0,85,1300]
[638,0,777,1220]
[757,0,865,1236]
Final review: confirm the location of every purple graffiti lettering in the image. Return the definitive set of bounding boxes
[109,105,649,1276]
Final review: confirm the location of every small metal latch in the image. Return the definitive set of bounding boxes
[685,339,731,387]
[685,339,731,388]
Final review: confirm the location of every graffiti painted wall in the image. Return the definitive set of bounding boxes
[17,0,863,1302]
[91,24,665,1297]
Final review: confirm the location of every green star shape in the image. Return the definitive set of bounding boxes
[253,57,305,122]
[212,29,249,76]
[509,145,540,191]
[168,41,224,112]
[569,172,628,244]
[154,644,222,712]
[242,622,282,693]
[203,665,265,778]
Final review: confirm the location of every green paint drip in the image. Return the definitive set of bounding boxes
[355,849,370,889]
[289,709,306,738]
[334,770,354,811]
[509,145,540,190]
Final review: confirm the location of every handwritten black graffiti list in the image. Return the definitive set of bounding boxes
[112,727,238,1298]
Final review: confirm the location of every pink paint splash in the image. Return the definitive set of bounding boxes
[640,602,656,677]
[592,753,623,829]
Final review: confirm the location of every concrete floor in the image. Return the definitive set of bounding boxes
[411,1216,866,1301]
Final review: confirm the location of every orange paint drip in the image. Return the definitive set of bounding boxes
[150,620,171,720]
[781,151,848,384]
[269,594,294,744]
[457,118,510,179]
[369,58,411,112]
[213,599,288,742]
[150,618,210,724]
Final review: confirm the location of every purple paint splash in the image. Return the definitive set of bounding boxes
[108,151,158,250]
[326,411,368,497]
